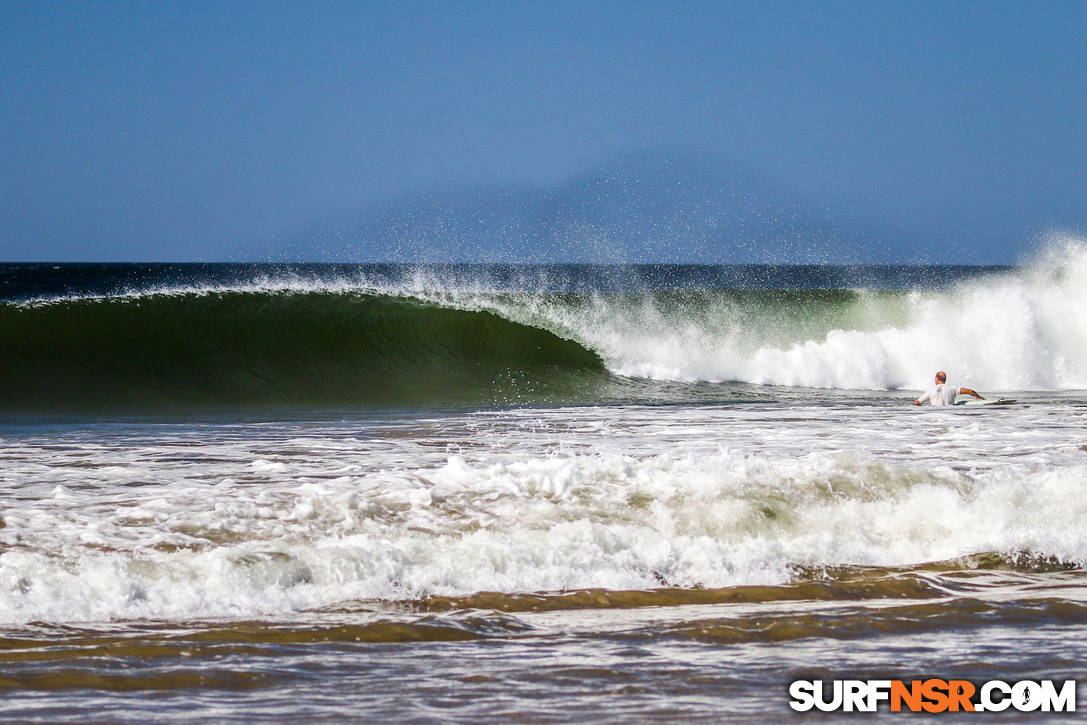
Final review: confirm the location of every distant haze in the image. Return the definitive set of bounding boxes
[262,153,923,264]
[1,2,1084,263]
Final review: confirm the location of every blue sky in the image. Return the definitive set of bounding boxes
[1,1,1084,262]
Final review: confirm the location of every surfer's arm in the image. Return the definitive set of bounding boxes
[958,387,983,400]
[913,392,930,406]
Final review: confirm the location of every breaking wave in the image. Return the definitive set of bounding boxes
[3,236,1086,411]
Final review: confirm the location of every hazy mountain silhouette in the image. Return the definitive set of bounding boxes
[252,153,915,263]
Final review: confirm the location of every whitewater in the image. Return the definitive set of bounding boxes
[3,401,1086,624]
[1,238,1086,720]
[422,238,1087,390]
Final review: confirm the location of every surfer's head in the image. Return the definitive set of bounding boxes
[935,371,947,383]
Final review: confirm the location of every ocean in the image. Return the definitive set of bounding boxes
[2,243,1086,720]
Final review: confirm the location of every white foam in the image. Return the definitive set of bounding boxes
[487,235,1087,391]
[2,400,1086,623]
[393,234,1087,391]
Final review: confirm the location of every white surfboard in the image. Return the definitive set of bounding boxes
[955,397,1016,406]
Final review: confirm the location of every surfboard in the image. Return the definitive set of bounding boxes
[955,397,1016,406]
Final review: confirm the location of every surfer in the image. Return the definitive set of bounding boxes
[913,371,984,406]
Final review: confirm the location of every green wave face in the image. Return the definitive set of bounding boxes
[0,291,607,412]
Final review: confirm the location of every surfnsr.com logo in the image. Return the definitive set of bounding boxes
[789,679,1076,713]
